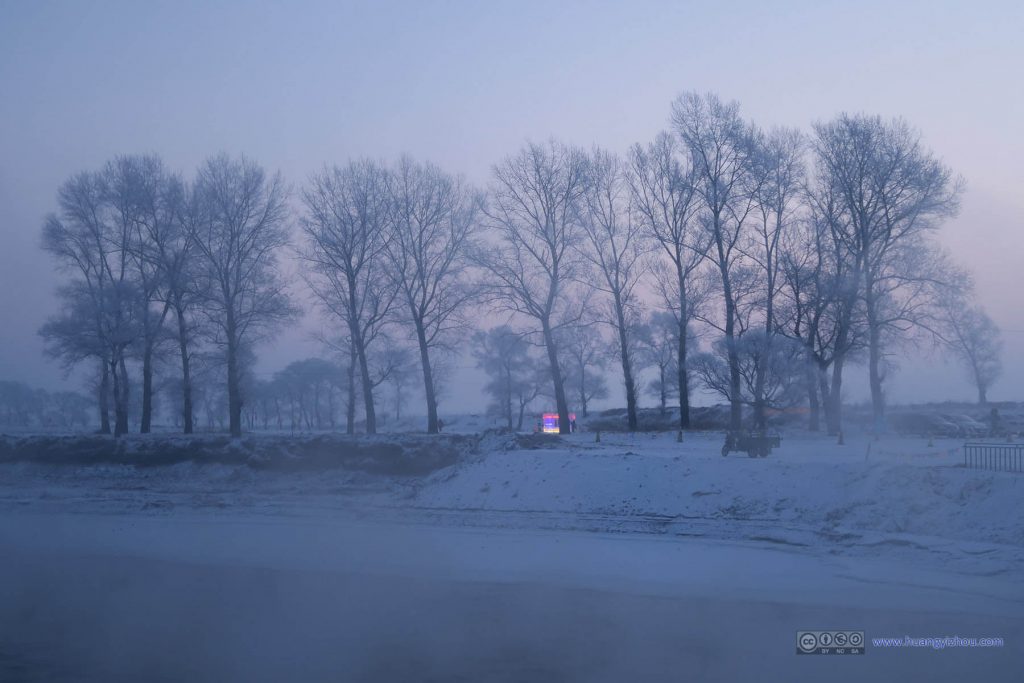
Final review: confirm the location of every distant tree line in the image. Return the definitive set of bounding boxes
[0,381,92,430]
[36,92,1002,437]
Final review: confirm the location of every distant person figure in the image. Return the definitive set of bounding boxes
[437,418,444,433]
[570,417,577,433]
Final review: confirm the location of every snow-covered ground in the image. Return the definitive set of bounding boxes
[0,429,1021,681]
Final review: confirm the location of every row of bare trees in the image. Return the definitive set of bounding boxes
[41,154,294,436]
[0,380,91,430]
[38,92,1002,437]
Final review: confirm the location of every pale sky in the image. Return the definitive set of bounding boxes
[1,0,1022,412]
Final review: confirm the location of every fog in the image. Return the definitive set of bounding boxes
[2,4,1023,682]
[1,0,1022,412]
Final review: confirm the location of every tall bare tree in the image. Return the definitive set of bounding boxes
[629,132,705,429]
[301,160,396,435]
[109,154,183,433]
[813,114,962,430]
[477,140,588,434]
[190,154,294,438]
[579,148,648,430]
[384,156,480,433]
[746,128,805,429]
[672,92,761,430]
[154,174,203,433]
[41,169,142,435]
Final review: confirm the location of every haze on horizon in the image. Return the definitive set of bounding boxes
[1,0,1022,415]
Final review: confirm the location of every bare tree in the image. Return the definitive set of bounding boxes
[301,160,396,435]
[190,154,295,438]
[38,285,109,430]
[473,325,541,431]
[477,140,588,434]
[693,333,805,423]
[558,319,609,419]
[384,156,480,433]
[140,166,204,434]
[628,132,705,429]
[41,169,143,435]
[672,92,761,431]
[108,154,185,433]
[579,148,648,430]
[937,290,1002,404]
[813,114,962,430]
[778,212,850,432]
[786,169,871,435]
[636,311,680,416]
[745,127,805,429]
[381,344,416,422]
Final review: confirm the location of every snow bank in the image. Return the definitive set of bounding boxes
[0,429,1020,563]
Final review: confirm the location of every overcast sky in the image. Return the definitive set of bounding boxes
[1,0,1022,412]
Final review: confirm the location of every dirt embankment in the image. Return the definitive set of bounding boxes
[0,433,479,477]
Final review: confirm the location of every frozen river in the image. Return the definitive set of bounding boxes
[1,510,1021,682]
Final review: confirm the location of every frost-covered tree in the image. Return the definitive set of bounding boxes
[693,333,806,429]
[628,132,705,429]
[579,148,647,430]
[746,128,805,430]
[477,141,588,434]
[473,325,541,431]
[301,161,395,435]
[812,114,962,430]
[940,297,1002,404]
[384,156,480,433]
[41,168,144,435]
[558,320,609,418]
[191,154,295,437]
[672,92,761,431]
[636,312,680,415]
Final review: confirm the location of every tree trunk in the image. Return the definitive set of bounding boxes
[677,330,690,430]
[175,305,194,434]
[866,287,885,433]
[807,363,820,432]
[724,303,742,431]
[351,327,376,435]
[978,385,988,405]
[542,320,570,434]
[615,299,638,432]
[112,355,129,437]
[659,364,668,415]
[414,320,439,434]
[346,342,357,435]
[753,353,766,431]
[141,343,154,434]
[98,358,111,434]
[676,265,690,430]
[753,304,775,432]
[226,314,243,438]
[504,365,514,430]
[827,356,844,437]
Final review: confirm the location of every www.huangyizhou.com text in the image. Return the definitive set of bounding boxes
[872,636,1005,649]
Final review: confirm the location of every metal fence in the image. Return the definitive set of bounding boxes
[963,443,1023,473]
